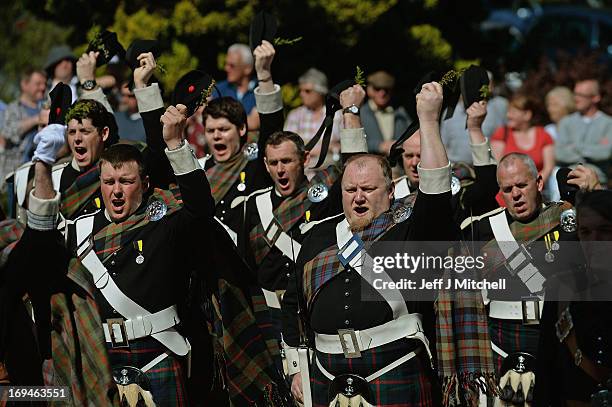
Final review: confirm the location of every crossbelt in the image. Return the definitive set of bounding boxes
[103,305,180,343]
[262,289,284,309]
[315,313,424,354]
[489,300,543,321]
[315,347,421,383]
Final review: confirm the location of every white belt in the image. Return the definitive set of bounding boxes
[488,300,543,321]
[315,313,424,355]
[103,305,180,343]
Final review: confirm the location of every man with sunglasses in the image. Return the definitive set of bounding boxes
[556,78,612,184]
[361,70,411,155]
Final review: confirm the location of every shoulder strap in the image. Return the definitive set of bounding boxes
[51,162,69,191]
[460,206,505,231]
[255,191,302,259]
[14,163,33,207]
[335,218,409,318]
[394,176,411,200]
[489,211,545,294]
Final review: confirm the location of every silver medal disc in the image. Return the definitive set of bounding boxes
[451,176,461,196]
[545,252,555,263]
[393,204,413,224]
[307,183,328,203]
[237,182,246,192]
[146,200,168,222]
[552,241,560,251]
[243,142,259,161]
[136,254,144,264]
[560,208,577,233]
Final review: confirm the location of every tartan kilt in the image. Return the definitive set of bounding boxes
[311,338,435,407]
[250,288,283,372]
[488,318,540,375]
[107,337,188,407]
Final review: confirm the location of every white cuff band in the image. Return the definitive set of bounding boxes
[254,84,283,114]
[418,162,452,194]
[165,143,201,175]
[134,83,164,113]
[27,191,60,231]
[80,88,113,113]
[471,140,497,166]
[340,128,368,154]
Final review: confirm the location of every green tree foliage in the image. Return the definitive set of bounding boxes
[7,0,489,110]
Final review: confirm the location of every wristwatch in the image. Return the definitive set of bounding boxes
[342,104,360,115]
[80,79,97,91]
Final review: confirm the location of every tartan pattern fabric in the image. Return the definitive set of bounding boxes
[107,337,188,407]
[488,318,540,375]
[311,339,435,407]
[481,202,570,273]
[46,290,118,406]
[302,206,397,307]
[60,165,101,220]
[0,219,24,250]
[435,276,497,406]
[205,150,248,204]
[210,279,290,406]
[249,166,339,265]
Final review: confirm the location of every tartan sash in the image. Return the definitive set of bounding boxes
[60,165,100,220]
[302,207,397,308]
[206,150,248,204]
[249,166,339,265]
[481,202,571,274]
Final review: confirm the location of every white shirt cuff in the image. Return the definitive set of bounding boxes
[340,128,368,154]
[134,83,164,113]
[471,140,497,167]
[27,190,60,231]
[165,143,202,175]
[80,88,113,113]
[254,84,283,114]
[418,162,452,194]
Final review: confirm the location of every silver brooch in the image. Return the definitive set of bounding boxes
[243,142,259,161]
[560,208,576,233]
[393,203,412,224]
[307,183,328,203]
[135,254,145,264]
[146,200,167,222]
[451,176,461,196]
[545,252,555,263]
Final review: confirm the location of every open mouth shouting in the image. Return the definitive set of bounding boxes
[353,205,369,217]
[277,176,290,191]
[111,197,126,214]
[74,146,88,163]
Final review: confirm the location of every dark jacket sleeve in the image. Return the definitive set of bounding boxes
[458,164,499,221]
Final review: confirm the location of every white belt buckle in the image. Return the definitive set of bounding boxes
[107,318,130,348]
[337,329,362,358]
[521,297,540,325]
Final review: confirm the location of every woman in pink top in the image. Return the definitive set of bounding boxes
[491,93,555,184]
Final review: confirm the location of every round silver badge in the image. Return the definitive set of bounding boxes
[393,204,413,224]
[136,254,145,265]
[545,252,555,263]
[451,176,461,196]
[551,241,560,251]
[307,183,328,203]
[146,200,168,222]
[560,208,576,233]
[237,182,246,192]
[243,142,259,161]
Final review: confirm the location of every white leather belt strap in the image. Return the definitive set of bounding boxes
[298,347,312,407]
[489,211,546,293]
[336,218,408,319]
[198,155,210,169]
[490,341,508,359]
[489,300,543,321]
[15,164,31,207]
[316,347,421,383]
[394,177,411,200]
[256,191,302,259]
[215,216,237,246]
[103,305,181,342]
[314,313,429,357]
[74,216,189,356]
[75,212,98,249]
[51,165,65,191]
[262,288,281,309]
